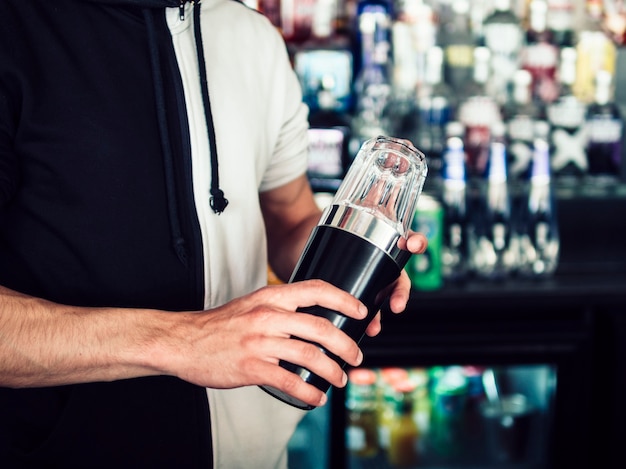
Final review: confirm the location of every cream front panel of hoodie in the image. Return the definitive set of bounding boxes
[166,2,309,468]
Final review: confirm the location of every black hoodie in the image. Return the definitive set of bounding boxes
[0,1,215,466]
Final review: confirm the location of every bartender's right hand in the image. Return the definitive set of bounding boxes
[166,279,366,407]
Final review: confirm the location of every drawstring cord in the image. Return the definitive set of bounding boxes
[192,1,229,214]
[143,7,189,266]
[143,1,229,265]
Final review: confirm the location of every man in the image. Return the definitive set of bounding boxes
[0,0,426,467]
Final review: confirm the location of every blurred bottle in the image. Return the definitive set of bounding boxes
[428,366,446,394]
[390,17,419,107]
[602,0,626,46]
[468,0,491,46]
[353,0,393,77]
[440,122,469,284]
[411,46,454,179]
[545,0,575,47]
[585,70,623,187]
[346,368,380,458]
[410,194,444,291]
[307,74,354,193]
[471,122,515,281]
[308,0,337,43]
[402,0,438,90]
[463,366,485,409]
[522,0,560,103]
[407,100,447,192]
[410,97,435,165]
[410,368,431,441]
[280,0,316,44]
[457,45,490,101]
[428,96,451,177]
[574,1,617,104]
[422,46,455,106]
[391,1,437,101]
[503,69,543,182]
[377,368,408,451]
[462,365,486,458]
[351,0,393,146]
[388,379,420,468]
[438,0,475,95]
[259,0,281,30]
[457,46,501,181]
[547,47,589,186]
[518,121,560,278]
[482,0,525,104]
[429,366,468,461]
[332,0,352,37]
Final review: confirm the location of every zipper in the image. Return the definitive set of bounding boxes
[180,1,201,21]
[163,17,207,307]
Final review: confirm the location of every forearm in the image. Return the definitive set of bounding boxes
[267,210,320,282]
[0,285,182,388]
[260,175,323,282]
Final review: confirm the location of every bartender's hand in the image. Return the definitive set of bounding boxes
[363,230,427,337]
[178,229,423,408]
[169,279,369,408]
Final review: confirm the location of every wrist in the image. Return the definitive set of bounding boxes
[130,310,197,380]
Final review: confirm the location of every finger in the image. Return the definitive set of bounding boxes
[388,270,412,313]
[255,360,330,408]
[269,280,368,321]
[405,231,428,254]
[364,312,382,337]
[280,313,364,368]
[264,336,349,388]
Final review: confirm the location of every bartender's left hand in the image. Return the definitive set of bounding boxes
[364,231,428,337]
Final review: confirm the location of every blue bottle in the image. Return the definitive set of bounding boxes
[471,121,514,281]
[441,122,469,283]
[518,121,560,278]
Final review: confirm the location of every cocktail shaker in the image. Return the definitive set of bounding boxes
[261,136,427,409]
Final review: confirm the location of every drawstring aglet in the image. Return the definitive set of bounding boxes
[210,189,229,214]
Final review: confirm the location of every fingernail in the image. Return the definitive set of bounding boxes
[359,304,368,318]
[342,372,348,386]
[416,239,425,253]
[356,349,364,366]
[319,393,328,406]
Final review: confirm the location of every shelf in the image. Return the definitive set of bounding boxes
[554,180,626,199]
[410,272,626,304]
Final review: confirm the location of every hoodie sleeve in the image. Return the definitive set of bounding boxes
[257,41,310,193]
